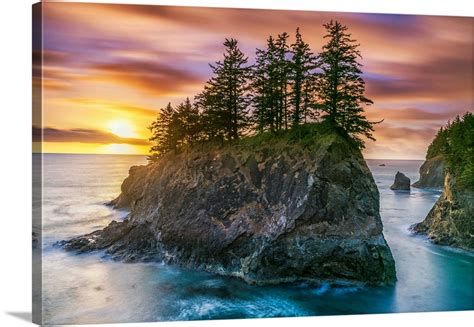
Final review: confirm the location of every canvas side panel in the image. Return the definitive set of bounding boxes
[32,2,43,325]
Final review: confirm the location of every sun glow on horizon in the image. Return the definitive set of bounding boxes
[102,143,137,154]
[36,142,150,155]
[107,120,137,138]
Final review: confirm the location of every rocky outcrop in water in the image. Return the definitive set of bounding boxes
[411,172,474,249]
[390,172,410,191]
[412,155,445,189]
[62,133,396,286]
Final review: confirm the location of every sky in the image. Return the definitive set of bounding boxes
[32,2,473,159]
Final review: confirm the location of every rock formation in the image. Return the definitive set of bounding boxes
[62,133,396,286]
[411,113,473,250]
[390,172,410,191]
[411,172,474,249]
[412,155,445,188]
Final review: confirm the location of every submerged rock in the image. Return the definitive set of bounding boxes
[390,172,410,191]
[412,155,445,189]
[411,172,474,249]
[62,133,396,286]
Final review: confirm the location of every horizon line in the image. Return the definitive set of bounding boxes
[32,152,426,161]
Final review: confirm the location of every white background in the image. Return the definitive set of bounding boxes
[0,0,472,326]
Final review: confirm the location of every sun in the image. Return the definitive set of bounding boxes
[107,120,137,138]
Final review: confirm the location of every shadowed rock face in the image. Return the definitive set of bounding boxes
[62,134,396,286]
[412,155,445,189]
[411,172,474,250]
[390,172,410,191]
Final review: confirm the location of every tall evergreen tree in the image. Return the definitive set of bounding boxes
[290,28,317,126]
[251,33,291,133]
[196,38,251,140]
[265,36,279,131]
[317,20,376,148]
[174,97,202,146]
[148,102,178,156]
[275,32,291,130]
[149,22,381,156]
[252,38,274,133]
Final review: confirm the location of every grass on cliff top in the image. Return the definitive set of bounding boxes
[154,122,361,164]
[216,121,359,155]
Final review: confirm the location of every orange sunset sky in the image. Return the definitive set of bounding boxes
[32,3,473,159]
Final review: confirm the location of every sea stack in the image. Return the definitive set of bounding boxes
[62,131,396,286]
[390,171,411,190]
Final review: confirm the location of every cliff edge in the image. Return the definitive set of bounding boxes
[412,155,445,189]
[411,173,474,249]
[62,131,396,285]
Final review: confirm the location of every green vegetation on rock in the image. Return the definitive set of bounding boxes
[412,112,474,249]
[426,112,474,191]
[148,20,378,161]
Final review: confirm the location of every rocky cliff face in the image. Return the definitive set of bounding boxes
[412,155,445,188]
[411,172,474,249]
[63,134,396,286]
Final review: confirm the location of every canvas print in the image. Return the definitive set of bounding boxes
[32,2,473,325]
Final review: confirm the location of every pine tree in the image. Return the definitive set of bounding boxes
[196,38,251,141]
[148,102,178,156]
[252,39,273,133]
[149,22,381,154]
[174,97,202,146]
[442,113,474,190]
[290,28,317,126]
[251,33,291,133]
[265,36,278,132]
[317,20,376,148]
[275,32,291,130]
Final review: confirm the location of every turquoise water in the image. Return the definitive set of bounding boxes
[36,154,473,325]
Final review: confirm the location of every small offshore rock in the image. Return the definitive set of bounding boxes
[390,171,410,190]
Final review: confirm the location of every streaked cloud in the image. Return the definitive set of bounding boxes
[34,2,473,158]
[366,107,470,125]
[366,125,440,160]
[33,126,149,146]
[88,60,203,96]
[67,98,159,117]
[365,55,473,102]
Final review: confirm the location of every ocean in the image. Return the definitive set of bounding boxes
[34,154,473,325]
